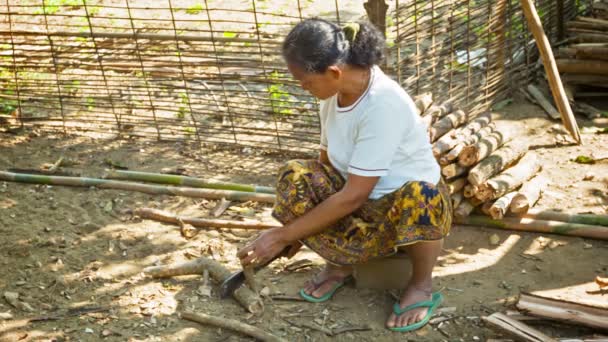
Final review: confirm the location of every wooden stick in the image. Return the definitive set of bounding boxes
[521,209,608,227]
[526,85,560,120]
[455,216,608,240]
[467,141,530,186]
[458,127,515,167]
[144,258,264,314]
[0,171,276,203]
[510,175,549,215]
[433,112,491,157]
[104,169,275,194]
[517,293,608,330]
[181,312,286,342]
[242,265,258,293]
[134,208,280,230]
[483,312,558,342]
[521,0,581,144]
[476,153,540,202]
[489,192,518,220]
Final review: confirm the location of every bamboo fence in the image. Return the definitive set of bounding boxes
[0,0,587,152]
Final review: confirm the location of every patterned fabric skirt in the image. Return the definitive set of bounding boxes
[272,159,453,265]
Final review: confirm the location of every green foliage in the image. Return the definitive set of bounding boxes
[177,92,189,119]
[85,96,95,111]
[185,3,205,15]
[573,155,595,164]
[223,31,237,38]
[35,0,83,15]
[0,99,17,115]
[267,71,293,116]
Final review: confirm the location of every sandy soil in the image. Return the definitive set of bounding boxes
[0,98,607,341]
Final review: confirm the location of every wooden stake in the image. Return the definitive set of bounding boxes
[517,293,608,330]
[520,0,581,143]
[181,312,286,342]
[134,208,281,230]
[483,312,557,342]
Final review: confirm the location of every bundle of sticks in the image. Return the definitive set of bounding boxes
[555,3,608,120]
[414,93,545,221]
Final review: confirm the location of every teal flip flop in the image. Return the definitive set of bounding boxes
[299,275,350,303]
[388,292,443,332]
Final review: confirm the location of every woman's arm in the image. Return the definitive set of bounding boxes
[238,173,378,266]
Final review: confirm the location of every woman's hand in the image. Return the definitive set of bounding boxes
[237,228,298,267]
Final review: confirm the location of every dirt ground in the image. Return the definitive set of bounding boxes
[0,97,607,342]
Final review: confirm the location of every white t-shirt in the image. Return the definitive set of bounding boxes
[319,65,440,199]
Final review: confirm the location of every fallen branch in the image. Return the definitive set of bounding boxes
[483,312,557,342]
[134,208,280,230]
[144,257,264,314]
[517,293,608,330]
[456,215,608,240]
[181,311,286,342]
[0,171,276,203]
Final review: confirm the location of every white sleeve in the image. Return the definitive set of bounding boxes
[319,100,328,150]
[347,102,411,177]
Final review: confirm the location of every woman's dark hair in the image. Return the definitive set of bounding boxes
[282,18,385,73]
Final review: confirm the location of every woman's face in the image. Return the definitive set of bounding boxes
[287,63,341,100]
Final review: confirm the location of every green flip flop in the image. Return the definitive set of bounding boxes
[299,275,350,303]
[388,292,443,332]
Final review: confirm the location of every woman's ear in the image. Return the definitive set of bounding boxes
[326,65,342,81]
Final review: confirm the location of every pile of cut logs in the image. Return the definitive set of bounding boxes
[414,93,546,221]
[556,1,608,120]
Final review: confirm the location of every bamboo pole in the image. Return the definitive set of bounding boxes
[520,0,581,144]
[521,209,608,227]
[456,215,608,240]
[0,171,276,203]
[134,208,280,230]
[104,170,275,194]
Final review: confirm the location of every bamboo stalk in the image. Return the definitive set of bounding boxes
[521,209,608,227]
[134,208,280,230]
[456,215,608,240]
[104,170,275,194]
[517,293,608,330]
[181,312,286,342]
[0,171,276,203]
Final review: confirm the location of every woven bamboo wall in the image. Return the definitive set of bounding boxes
[0,0,585,152]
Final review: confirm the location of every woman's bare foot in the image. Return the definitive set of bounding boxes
[303,264,352,299]
[386,281,433,329]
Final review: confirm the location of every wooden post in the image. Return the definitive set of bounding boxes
[364,0,389,37]
[520,0,581,144]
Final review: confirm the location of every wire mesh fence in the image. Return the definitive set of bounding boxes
[0,0,586,152]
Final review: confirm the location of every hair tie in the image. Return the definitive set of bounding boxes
[342,22,360,44]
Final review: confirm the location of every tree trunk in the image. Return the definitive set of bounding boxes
[458,126,515,167]
[467,141,530,186]
[509,175,549,214]
[476,152,540,202]
[489,191,518,219]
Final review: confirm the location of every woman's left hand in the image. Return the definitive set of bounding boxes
[237,228,290,267]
